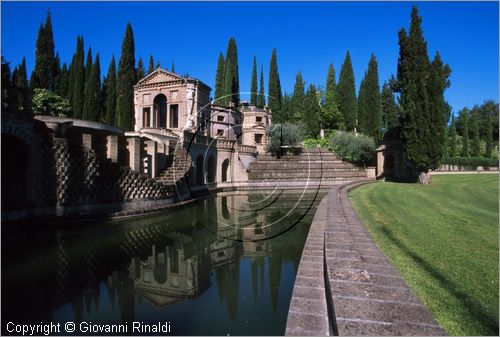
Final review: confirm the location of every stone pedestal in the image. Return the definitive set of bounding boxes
[127,137,142,173]
[145,140,158,178]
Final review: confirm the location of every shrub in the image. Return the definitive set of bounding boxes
[32,88,71,117]
[442,156,499,169]
[266,123,303,155]
[329,131,376,166]
[303,130,337,149]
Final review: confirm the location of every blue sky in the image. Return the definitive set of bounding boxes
[2,1,498,116]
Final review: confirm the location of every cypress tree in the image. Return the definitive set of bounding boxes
[83,54,101,121]
[214,53,225,104]
[472,113,481,157]
[148,55,154,74]
[85,47,93,86]
[31,11,55,90]
[137,57,145,80]
[116,23,136,130]
[291,71,305,122]
[53,53,61,92]
[223,56,233,107]
[485,114,493,158]
[357,75,368,133]
[449,115,457,157]
[302,84,321,137]
[268,48,282,116]
[224,38,240,106]
[381,82,399,130]
[55,63,69,97]
[337,51,357,131]
[171,61,175,73]
[250,56,258,106]
[70,36,85,119]
[155,61,161,69]
[324,63,341,129]
[16,57,28,89]
[394,6,451,183]
[258,65,265,108]
[104,56,117,125]
[364,54,381,139]
[461,109,469,157]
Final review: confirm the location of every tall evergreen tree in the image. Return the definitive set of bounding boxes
[137,57,145,80]
[148,55,155,74]
[302,84,321,137]
[84,47,93,88]
[155,61,161,69]
[323,63,341,129]
[52,53,61,92]
[250,56,258,106]
[461,109,469,157]
[268,48,282,117]
[214,53,225,104]
[55,63,69,98]
[223,38,240,106]
[362,54,381,139]
[485,114,493,158]
[472,112,481,157]
[449,115,457,157]
[258,65,265,107]
[70,36,85,119]
[31,11,55,90]
[16,57,28,89]
[381,82,399,130]
[394,6,451,183]
[291,71,305,122]
[104,56,117,125]
[171,61,175,73]
[83,54,101,121]
[337,51,357,131]
[116,23,136,130]
[223,56,233,106]
[357,76,368,133]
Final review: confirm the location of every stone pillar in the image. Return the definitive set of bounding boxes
[127,137,142,173]
[145,140,158,178]
[82,133,93,152]
[107,135,119,163]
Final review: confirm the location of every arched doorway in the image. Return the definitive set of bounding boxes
[221,158,230,182]
[195,155,204,185]
[207,156,216,183]
[2,134,28,210]
[153,94,167,128]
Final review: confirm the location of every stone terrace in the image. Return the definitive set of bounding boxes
[286,181,446,336]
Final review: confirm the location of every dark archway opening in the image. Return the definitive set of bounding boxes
[221,158,230,182]
[153,94,167,128]
[195,155,204,185]
[207,156,216,183]
[2,134,28,210]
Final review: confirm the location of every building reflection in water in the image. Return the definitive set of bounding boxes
[2,191,320,333]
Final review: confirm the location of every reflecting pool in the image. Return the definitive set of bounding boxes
[2,189,325,335]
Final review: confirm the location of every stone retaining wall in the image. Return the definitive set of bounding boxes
[286,181,446,336]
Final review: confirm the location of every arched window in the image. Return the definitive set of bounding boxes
[221,158,230,182]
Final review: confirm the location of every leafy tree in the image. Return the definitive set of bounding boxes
[116,23,136,130]
[266,123,303,155]
[485,114,493,158]
[223,38,239,106]
[460,109,469,157]
[302,84,321,137]
[329,131,376,166]
[449,115,457,157]
[268,48,282,116]
[148,55,155,74]
[137,57,145,80]
[214,53,225,103]
[250,56,258,105]
[32,88,71,117]
[83,54,101,121]
[104,56,117,125]
[337,51,357,131]
[394,6,451,183]
[323,63,341,129]
[381,82,399,130]
[258,65,265,107]
[291,71,305,122]
[31,11,55,90]
[69,36,85,118]
[358,54,381,139]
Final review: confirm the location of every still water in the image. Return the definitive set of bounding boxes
[2,190,325,335]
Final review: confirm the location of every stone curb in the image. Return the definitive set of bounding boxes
[285,180,447,336]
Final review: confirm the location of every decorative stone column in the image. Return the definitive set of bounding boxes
[145,140,158,178]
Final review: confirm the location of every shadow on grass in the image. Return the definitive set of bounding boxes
[380,226,499,335]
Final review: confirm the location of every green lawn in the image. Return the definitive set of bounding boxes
[349,174,499,336]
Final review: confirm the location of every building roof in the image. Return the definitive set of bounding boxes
[134,68,211,91]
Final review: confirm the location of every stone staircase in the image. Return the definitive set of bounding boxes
[156,146,192,185]
[248,148,368,185]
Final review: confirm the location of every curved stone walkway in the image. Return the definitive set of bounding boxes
[286,181,446,336]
